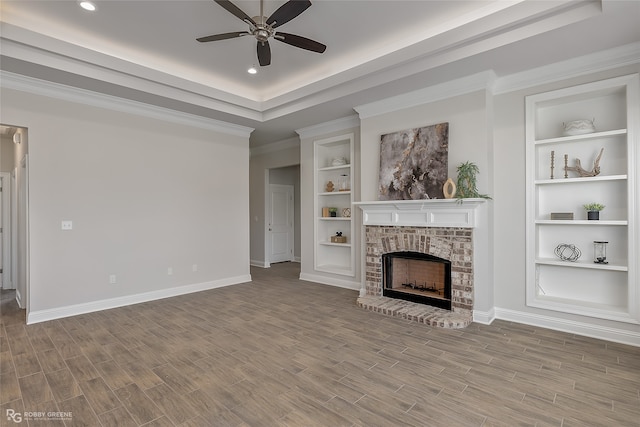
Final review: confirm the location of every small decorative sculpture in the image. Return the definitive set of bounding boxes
[550,150,555,179]
[554,244,581,262]
[442,178,456,199]
[564,148,604,178]
[325,181,335,192]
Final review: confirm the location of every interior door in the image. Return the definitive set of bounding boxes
[269,184,294,264]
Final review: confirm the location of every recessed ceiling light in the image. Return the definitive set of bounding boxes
[79,1,96,11]
[247,67,257,75]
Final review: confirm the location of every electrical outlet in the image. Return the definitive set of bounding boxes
[61,220,73,230]
[109,274,117,284]
[167,267,173,276]
[192,264,198,272]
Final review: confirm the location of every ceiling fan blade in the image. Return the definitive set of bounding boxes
[214,0,256,26]
[274,32,326,53]
[257,41,271,66]
[197,31,250,42]
[266,0,311,28]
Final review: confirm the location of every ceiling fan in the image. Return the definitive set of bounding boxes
[197,0,326,67]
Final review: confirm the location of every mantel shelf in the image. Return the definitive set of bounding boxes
[354,199,487,228]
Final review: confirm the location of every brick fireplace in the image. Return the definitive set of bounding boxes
[354,199,489,328]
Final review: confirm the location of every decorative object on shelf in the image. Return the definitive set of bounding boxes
[325,181,335,192]
[550,150,555,179]
[338,174,350,191]
[322,207,330,217]
[583,202,605,220]
[331,232,347,243]
[455,161,491,200]
[562,118,596,136]
[564,154,568,178]
[564,147,604,178]
[331,157,347,167]
[342,207,351,218]
[328,207,338,217]
[442,177,456,199]
[554,243,582,262]
[550,212,574,220]
[378,122,449,200]
[593,241,609,264]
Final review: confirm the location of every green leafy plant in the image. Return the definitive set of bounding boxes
[455,161,491,200]
[583,203,605,211]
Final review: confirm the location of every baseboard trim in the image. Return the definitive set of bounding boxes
[473,307,496,325]
[27,274,252,324]
[15,289,23,309]
[299,273,360,291]
[494,307,640,347]
[250,259,269,268]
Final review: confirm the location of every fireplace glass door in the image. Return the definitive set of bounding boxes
[382,251,452,310]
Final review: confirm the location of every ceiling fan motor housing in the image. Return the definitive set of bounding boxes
[251,17,274,42]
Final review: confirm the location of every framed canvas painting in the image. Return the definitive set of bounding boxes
[378,122,449,200]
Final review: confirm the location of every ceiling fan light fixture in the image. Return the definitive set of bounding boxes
[79,1,96,11]
[198,0,324,67]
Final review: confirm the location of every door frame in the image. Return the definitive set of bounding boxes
[0,172,12,289]
[264,167,296,267]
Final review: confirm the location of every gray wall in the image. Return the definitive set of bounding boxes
[249,140,300,267]
[1,86,251,322]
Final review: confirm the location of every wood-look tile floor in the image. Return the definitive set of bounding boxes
[1,262,639,426]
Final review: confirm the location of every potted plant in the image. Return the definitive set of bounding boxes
[328,207,338,217]
[455,161,491,200]
[583,203,605,220]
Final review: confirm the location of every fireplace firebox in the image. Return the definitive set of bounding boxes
[382,251,452,310]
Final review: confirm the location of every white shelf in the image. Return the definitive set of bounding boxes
[319,217,351,221]
[318,191,351,196]
[316,264,354,276]
[319,241,352,247]
[535,175,627,185]
[529,295,630,321]
[535,257,627,271]
[535,220,628,225]
[534,128,627,145]
[525,73,638,324]
[318,164,351,171]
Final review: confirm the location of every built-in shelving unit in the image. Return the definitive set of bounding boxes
[313,133,355,276]
[525,74,639,323]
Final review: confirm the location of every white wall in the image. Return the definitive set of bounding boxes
[359,91,491,201]
[0,87,251,322]
[249,140,300,266]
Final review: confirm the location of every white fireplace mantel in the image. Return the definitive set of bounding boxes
[354,198,493,324]
[353,199,487,228]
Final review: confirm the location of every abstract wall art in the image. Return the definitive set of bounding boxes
[378,122,449,200]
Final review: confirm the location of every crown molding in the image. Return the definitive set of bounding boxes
[354,71,496,119]
[494,41,640,94]
[295,115,360,140]
[0,71,254,138]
